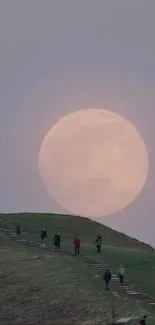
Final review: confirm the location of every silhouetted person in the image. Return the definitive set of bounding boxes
[118,264,125,284]
[103,268,111,291]
[16,224,21,236]
[40,228,47,247]
[139,315,147,325]
[54,233,61,250]
[95,234,102,253]
[73,236,80,256]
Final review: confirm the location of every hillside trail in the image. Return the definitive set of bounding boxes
[1,225,155,313]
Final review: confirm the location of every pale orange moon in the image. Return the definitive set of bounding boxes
[38,109,148,218]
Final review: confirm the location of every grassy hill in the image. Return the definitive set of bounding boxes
[1,213,155,324]
[1,212,153,251]
[0,236,144,325]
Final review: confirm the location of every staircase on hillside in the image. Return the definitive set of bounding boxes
[1,225,155,309]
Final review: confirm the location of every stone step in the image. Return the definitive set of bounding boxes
[87,261,97,263]
[119,285,130,289]
[95,265,105,269]
[115,318,132,324]
[28,243,39,246]
[18,239,29,243]
[126,291,141,295]
[2,228,14,232]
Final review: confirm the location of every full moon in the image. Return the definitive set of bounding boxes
[39,109,148,218]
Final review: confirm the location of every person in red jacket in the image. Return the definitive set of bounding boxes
[73,236,80,256]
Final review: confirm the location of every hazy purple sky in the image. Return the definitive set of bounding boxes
[0,1,155,245]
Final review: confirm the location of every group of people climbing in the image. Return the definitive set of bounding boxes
[103,264,125,291]
[40,230,105,256]
[16,226,125,285]
[40,227,81,255]
[16,225,81,256]
[14,225,147,324]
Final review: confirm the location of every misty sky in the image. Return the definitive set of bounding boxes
[0,1,155,246]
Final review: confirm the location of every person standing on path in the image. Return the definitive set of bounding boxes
[40,228,47,247]
[138,315,147,325]
[54,233,61,250]
[16,224,21,236]
[103,268,111,291]
[73,236,80,256]
[117,264,125,284]
[94,234,102,253]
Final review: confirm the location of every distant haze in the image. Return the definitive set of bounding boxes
[0,1,155,246]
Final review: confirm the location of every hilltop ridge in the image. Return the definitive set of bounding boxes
[1,212,154,252]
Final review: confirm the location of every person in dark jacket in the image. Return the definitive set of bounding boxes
[103,268,111,290]
[16,224,21,236]
[95,234,102,253]
[73,236,80,256]
[139,315,147,325]
[54,233,61,250]
[40,228,47,247]
[117,264,125,284]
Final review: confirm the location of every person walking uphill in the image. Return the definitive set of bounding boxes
[118,264,125,284]
[138,315,147,325]
[16,224,21,236]
[103,268,111,291]
[54,233,61,250]
[40,228,47,247]
[95,234,102,253]
[73,236,80,256]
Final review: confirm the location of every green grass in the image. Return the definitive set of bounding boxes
[0,237,145,325]
[1,213,153,251]
[1,213,155,298]
[1,212,155,324]
[85,246,155,296]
